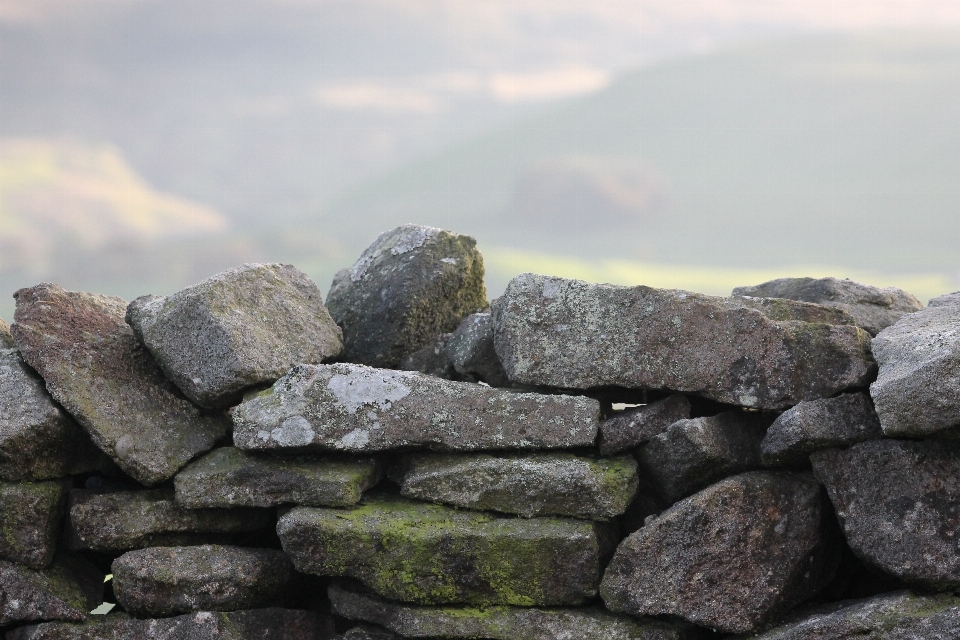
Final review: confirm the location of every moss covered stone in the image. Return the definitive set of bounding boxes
[0,553,103,626]
[0,480,67,568]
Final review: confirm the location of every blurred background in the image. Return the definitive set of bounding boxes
[3,0,960,321]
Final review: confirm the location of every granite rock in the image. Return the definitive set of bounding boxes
[399,333,458,380]
[0,554,103,626]
[0,480,66,568]
[445,312,509,386]
[598,394,692,456]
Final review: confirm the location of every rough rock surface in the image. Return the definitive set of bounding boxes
[733,277,923,336]
[445,312,509,386]
[11,284,228,485]
[761,393,883,467]
[811,439,960,589]
[112,544,293,617]
[0,480,66,568]
[869,292,960,436]
[0,318,13,347]
[233,363,599,452]
[0,554,103,626]
[492,274,875,410]
[637,410,771,504]
[598,394,692,456]
[175,447,382,508]
[66,489,270,552]
[393,452,637,519]
[326,224,487,368]
[127,263,343,409]
[334,626,399,640]
[277,496,612,606]
[399,333,457,380]
[600,471,839,634]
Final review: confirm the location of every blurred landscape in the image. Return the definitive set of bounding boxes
[3,0,960,320]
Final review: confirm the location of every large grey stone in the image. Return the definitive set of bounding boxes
[112,545,293,617]
[0,318,14,347]
[233,363,599,453]
[733,277,923,336]
[11,284,228,486]
[0,554,102,626]
[492,274,875,410]
[393,452,637,519]
[326,224,487,368]
[127,263,343,409]
[277,495,613,606]
[600,471,839,634]
[66,489,270,552]
[445,312,509,387]
[761,392,883,467]
[175,447,382,508]
[598,394,692,456]
[0,480,66,569]
[811,439,960,589]
[869,292,960,436]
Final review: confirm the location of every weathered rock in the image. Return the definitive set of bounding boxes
[869,292,960,436]
[811,439,960,589]
[11,284,228,486]
[112,545,293,617]
[761,393,882,467]
[492,274,875,410]
[393,452,637,519]
[127,263,343,409]
[277,495,612,606]
[637,410,771,504]
[445,312,509,386]
[0,480,66,568]
[334,626,399,640]
[598,394,692,456]
[0,554,102,626]
[600,471,839,634]
[66,489,270,552]
[328,582,701,640]
[0,318,14,347]
[326,224,487,368]
[175,447,382,508]
[399,333,458,380]
[233,363,599,453]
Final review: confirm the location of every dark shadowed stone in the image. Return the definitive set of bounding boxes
[233,363,599,453]
[393,452,637,519]
[598,394,692,455]
[811,439,960,589]
[399,333,458,380]
[0,554,103,626]
[732,277,923,336]
[637,410,771,504]
[66,489,270,553]
[277,495,613,606]
[11,284,228,486]
[112,545,293,617]
[600,471,839,634]
[175,447,382,508]
[326,224,487,368]
[0,319,14,347]
[761,393,883,467]
[334,625,399,640]
[445,313,509,387]
[127,263,343,410]
[0,480,66,568]
[492,274,875,410]
[869,292,960,437]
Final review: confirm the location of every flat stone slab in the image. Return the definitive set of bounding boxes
[445,312,509,386]
[598,394,691,456]
[175,447,382,508]
[127,263,343,409]
[11,284,228,486]
[66,489,270,552]
[812,439,960,589]
[112,544,293,617]
[393,452,638,519]
[492,274,875,410]
[233,363,599,452]
[0,554,102,627]
[601,471,839,635]
[277,496,612,606]
[0,480,66,568]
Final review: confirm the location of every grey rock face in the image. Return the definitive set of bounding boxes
[811,439,960,589]
[869,294,960,436]
[233,363,599,453]
[394,452,638,519]
[445,313,509,386]
[326,224,487,368]
[0,318,14,347]
[277,496,612,606]
[127,263,343,409]
[637,410,771,504]
[733,277,923,336]
[598,394,692,456]
[0,480,66,568]
[113,545,293,617]
[492,274,875,410]
[0,554,103,626]
[399,333,458,380]
[66,489,270,552]
[601,471,839,634]
[11,284,228,486]
[175,447,382,508]
[761,393,883,467]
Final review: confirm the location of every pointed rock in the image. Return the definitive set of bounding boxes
[0,480,67,568]
[0,554,103,626]
[598,394,691,456]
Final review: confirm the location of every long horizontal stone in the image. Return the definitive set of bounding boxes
[0,480,67,569]
[233,363,599,452]
[492,274,875,410]
[0,554,103,627]
[277,496,613,606]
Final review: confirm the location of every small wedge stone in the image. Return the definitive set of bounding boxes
[0,480,67,568]
[445,312,509,386]
[0,318,14,347]
[0,554,103,626]
[598,394,691,455]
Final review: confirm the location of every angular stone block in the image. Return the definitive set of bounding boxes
[445,312,509,386]
[0,554,103,626]
[598,394,691,456]
[0,480,66,568]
